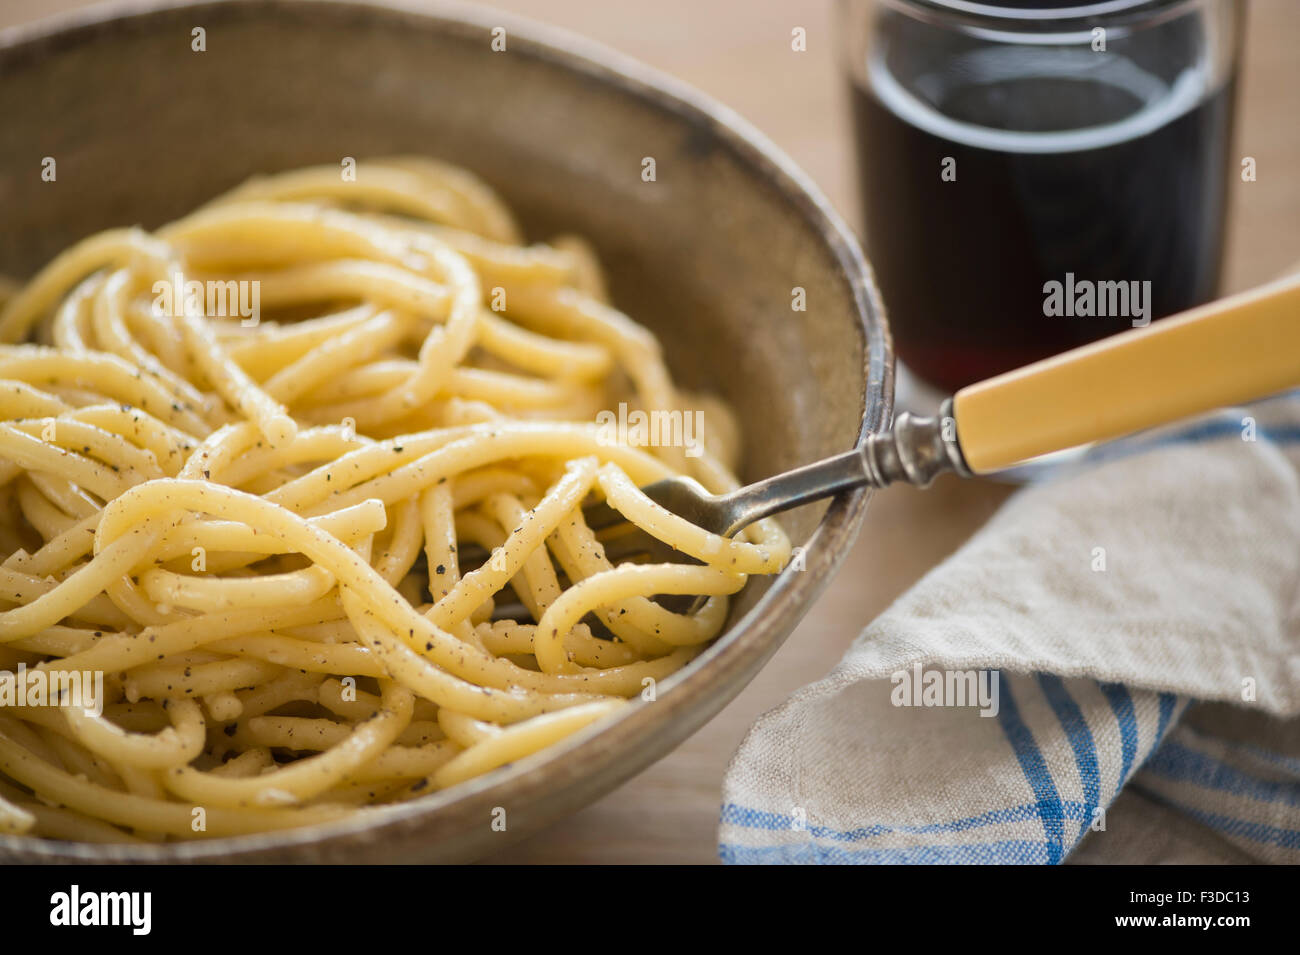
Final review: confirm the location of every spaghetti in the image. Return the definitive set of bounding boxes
[0,158,789,842]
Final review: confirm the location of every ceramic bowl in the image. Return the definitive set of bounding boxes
[0,0,892,862]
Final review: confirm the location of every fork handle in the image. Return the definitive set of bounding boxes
[952,273,1300,473]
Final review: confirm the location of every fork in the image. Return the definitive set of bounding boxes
[470,272,1300,621]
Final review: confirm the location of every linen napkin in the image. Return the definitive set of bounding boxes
[719,396,1300,864]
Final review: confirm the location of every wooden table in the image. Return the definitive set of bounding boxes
[5,0,1297,864]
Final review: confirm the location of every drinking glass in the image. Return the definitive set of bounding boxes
[841,0,1244,393]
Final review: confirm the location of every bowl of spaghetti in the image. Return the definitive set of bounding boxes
[0,0,892,861]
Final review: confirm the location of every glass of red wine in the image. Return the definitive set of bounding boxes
[840,0,1244,394]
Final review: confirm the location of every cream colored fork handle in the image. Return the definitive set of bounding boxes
[952,272,1300,474]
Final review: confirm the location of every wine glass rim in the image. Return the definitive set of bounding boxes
[875,0,1206,27]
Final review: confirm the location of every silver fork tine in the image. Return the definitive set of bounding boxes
[572,497,627,533]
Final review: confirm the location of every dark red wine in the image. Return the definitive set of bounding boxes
[852,41,1234,392]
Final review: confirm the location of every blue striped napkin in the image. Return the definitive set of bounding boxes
[720,397,1300,864]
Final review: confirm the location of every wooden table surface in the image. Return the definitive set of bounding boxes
[4,0,1297,864]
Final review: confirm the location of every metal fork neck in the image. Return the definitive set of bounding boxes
[860,398,970,489]
[713,399,969,535]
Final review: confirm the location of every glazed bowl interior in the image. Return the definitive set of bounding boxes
[0,0,891,862]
